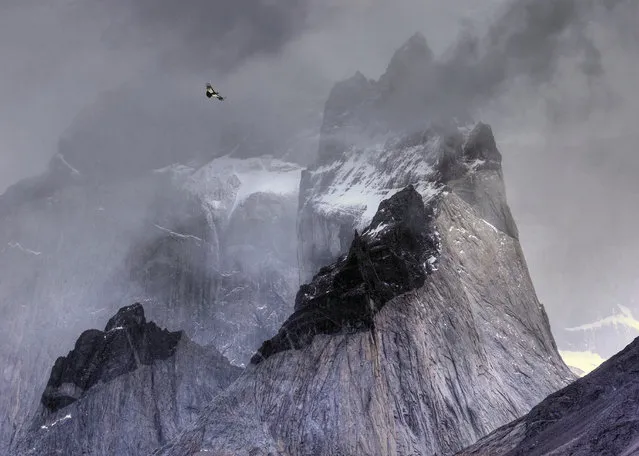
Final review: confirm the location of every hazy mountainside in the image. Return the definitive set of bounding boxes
[155,119,574,455]
[155,34,574,456]
[125,156,302,364]
[0,154,300,452]
[456,335,639,456]
[12,304,241,456]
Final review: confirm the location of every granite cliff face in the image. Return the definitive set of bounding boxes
[155,121,574,455]
[456,335,639,456]
[12,304,241,456]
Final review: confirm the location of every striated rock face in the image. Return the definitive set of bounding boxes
[456,336,639,456]
[12,304,242,456]
[155,135,574,455]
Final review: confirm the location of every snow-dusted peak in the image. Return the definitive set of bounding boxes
[298,121,515,282]
[303,125,489,231]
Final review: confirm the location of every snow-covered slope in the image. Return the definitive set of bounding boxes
[298,122,517,282]
[184,155,302,220]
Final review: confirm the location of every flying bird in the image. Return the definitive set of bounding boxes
[206,83,224,101]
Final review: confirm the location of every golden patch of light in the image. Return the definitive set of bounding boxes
[559,350,607,377]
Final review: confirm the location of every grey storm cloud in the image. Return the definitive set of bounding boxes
[433,0,615,114]
[102,0,317,71]
[367,0,638,131]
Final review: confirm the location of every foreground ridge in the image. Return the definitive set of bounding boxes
[456,335,639,456]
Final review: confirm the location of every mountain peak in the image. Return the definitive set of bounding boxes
[104,303,146,332]
[320,31,442,147]
[380,32,434,83]
[402,32,431,55]
[41,303,182,412]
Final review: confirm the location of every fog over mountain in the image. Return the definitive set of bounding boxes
[1,0,639,449]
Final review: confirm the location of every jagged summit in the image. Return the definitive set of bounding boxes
[399,32,432,55]
[457,335,639,456]
[15,304,242,456]
[320,31,476,159]
[41,303,182,412]
[251,185,439,364]
[378,31,435,88]
[105,302,146,330]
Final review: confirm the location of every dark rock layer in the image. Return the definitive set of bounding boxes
[42,303,181,412]
[252,185,439,364]
[13,304,242,456]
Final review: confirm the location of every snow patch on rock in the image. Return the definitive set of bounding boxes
[185,156,302,219]
[305,134,444,231]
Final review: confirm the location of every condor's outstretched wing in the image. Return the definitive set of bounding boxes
[206,83,223,100]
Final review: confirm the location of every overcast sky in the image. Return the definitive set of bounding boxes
[1,0,638,348]
[0,0,506,191]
